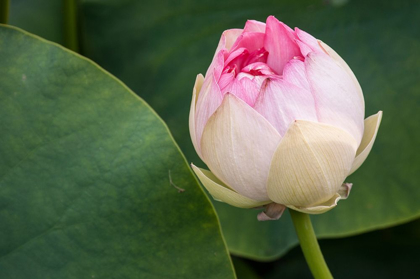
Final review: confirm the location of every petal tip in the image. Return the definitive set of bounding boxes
[192,165,270,208]
[348,110,383,175]
[257,203,286,221]
[287,182,352,215]
[338,182,353,199]
[266,15,277,21]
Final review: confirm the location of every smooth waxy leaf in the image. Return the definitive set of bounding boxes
[10,0,420,260]
[0,26,235,278]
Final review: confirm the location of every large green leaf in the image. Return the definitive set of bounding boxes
[0,26,235,278]
[75,0,420,260]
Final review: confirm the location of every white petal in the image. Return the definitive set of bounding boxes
[349,111,383,175]
[191,164,270,208]
[287,183,353,214]
[267,120,358,207]
[189,74,205,160]
[305,52,365,144]
[201,94,282,201]
[254,78,318,136]
[318,40,364,104]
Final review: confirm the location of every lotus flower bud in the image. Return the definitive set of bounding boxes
[189,16,382,220]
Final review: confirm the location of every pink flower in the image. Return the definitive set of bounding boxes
[189,16,382,220]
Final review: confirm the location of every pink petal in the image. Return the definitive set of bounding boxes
[194,73,223,152]
[227,72,266,106]
[218,69,236,93]
[254,78,318,136]
[264,16,301,75]
[305,52,365,143]
[242,62,276,76]
[296,41,313,57]
[295,28,323,56]
[205,48,226,82]
[224,47,249,69]
[207,29,243,79]
[243,20,266,33]
[244,48,268,65]
[283,59,310,90]
[230,32,265,53]
[224,62,276,106]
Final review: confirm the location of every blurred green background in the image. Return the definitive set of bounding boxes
[3,0,420,278]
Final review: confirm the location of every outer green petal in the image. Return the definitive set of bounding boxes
[191,164,270,208]
[349,111,383,175]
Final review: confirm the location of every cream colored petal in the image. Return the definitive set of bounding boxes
[201,94,282,201]
[349,111,383,175]
[193,74,205,100]
[318,40,364,104]
[287,183,353,214]
[215,29,243,54]
[189,74,205,160]
[191,164,270,208]
[267,120,358,207]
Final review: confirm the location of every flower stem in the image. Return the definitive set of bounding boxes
[63,0,79,52]
[0,0,10,24]
[289,209,333,279]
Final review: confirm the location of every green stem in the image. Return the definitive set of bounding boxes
[63,0,79,52]
[0,0,10,24]
[289,209,333,279]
